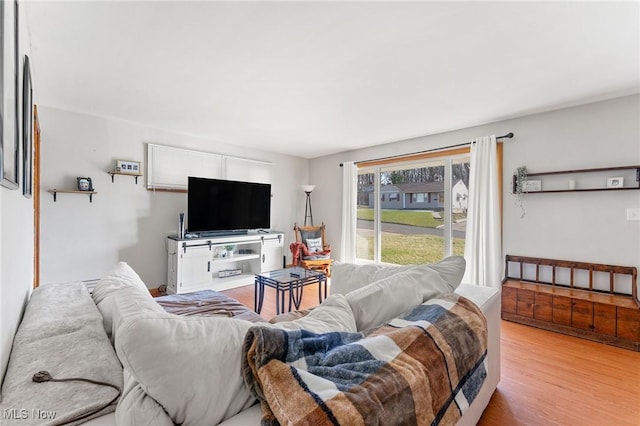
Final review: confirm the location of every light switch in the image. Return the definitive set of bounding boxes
[627,208,640,221]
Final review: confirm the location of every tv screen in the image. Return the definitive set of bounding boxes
[188,177,271,233]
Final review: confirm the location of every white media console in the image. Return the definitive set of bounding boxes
[166,231,284,294]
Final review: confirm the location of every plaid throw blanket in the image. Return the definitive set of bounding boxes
[242,293,488,426]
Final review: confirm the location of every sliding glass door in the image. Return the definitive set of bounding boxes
[356,153,470,265]
[356,171,376,261]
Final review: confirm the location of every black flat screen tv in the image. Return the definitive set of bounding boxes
[187,177,271,234]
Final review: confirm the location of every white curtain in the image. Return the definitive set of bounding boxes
[340,161,357,263]
[462,135,502,287]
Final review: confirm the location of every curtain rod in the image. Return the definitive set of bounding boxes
[339,132,514,167]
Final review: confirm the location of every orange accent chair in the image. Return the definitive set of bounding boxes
[290,222,333,277]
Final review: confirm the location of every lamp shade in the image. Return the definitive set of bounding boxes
[301,185,315,193]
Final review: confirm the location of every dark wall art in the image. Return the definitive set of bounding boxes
[22,54,32,197]
[1,0,20,190]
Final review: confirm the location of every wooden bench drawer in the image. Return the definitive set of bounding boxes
[502,286,517,315]
[553,295,572,326]
[534,292,553,322]
[517,289,535,318]
[593,303,616,336]
[572,299,593,331]
[617,307,640,341]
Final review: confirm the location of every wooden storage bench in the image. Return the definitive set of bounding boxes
[501,255,640,351]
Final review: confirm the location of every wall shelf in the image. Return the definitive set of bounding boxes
[513,165,640,194]
[48,189,97,203]
[108,171,143,184]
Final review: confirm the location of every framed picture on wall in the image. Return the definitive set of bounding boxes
[1,0,20,190]
[606,177,623,189]
[524,180,542,192]
[116,160,141,174]
[22,55,33,198]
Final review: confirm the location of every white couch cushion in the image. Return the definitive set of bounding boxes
[0,282,123,424]
[270,294,357,333]
[115,312,257,426]
[92,262,157,340]
[331,256,466,295]
[345,264,453,331]
[116,369,174,426]
[113,290,358,425]
[420,255,466,289]
[110,288,165,342]
[330,263,384,295]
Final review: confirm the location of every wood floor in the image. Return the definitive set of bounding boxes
[223,284,640,426]
[479,320,640,426]
[221,281,327,320]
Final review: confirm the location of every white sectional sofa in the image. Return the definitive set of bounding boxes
[0,257,500,425]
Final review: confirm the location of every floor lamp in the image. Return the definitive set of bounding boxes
[302,185,315,226]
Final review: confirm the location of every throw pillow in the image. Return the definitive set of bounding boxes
[115,313,257,425]
[270,294,357,333]
[423,255,466,289]
[331,256,466,295]
[305,237,323,253]
[345,265,451,331]
[370,256,465,290]
[91,262,160,341]
[330,263,385,295]
[110,289,165,343]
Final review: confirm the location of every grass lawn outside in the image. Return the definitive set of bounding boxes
[356,232,465,265]
[357,208,465,228]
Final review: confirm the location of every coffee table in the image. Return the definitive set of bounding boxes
[254,267,327,315]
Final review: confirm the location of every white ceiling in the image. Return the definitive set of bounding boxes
[24,1,639,159]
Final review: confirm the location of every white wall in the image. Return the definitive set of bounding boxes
[310,95,640,279]
[1,5,36,383]
[38,107,309,287]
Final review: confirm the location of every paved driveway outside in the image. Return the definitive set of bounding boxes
[357,219,466,239]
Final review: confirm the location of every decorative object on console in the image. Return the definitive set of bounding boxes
[76,177,94,191]
[218,269,242,278]
[301,184,315,226]
[178,213,185,239]
[224,245,235,256]
[216,247,228,258]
